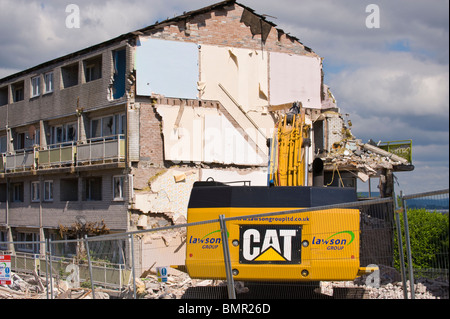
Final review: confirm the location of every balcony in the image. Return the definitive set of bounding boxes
[0,135,125,174]
[5,149,36,172]
[76,134,125,165]
[38,142,76,168]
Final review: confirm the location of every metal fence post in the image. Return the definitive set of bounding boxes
[48,238,54,299]
[395,191,408,299]
[401,193,415,299]
[219,215,236,299]
[84,235,96,299]
[45,238,49,300]
[129,234,137,299]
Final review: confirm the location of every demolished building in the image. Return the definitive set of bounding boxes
[0,1,413,273]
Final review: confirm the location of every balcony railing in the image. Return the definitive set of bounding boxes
[38,142,76,168]
[1,134,125,173]
[5,149,36,172]
[76,134,125,165]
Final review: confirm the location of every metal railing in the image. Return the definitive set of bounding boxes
[5,149,36,172]
[38,142,76,168]
[76,134,125,165]
[0,135,125,173]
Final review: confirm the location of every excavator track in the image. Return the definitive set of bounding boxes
[181,282,369,299]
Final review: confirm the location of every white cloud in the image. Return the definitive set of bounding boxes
[328,53,449,117]
[395,162,449,195]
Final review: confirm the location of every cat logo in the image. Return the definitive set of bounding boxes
[239,225,302,264]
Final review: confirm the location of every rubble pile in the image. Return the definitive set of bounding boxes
[0,272,111,299]
[321,265,449,299]
[2,267,447,299]
[323,139,409,180]
[137,274,230,299]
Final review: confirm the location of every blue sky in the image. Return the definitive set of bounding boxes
[0,0,448,195]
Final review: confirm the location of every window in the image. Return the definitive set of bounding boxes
[16,232,39,253]
[90,114,125,139]
[31,76,40,97]
[0,135,7,153]
[112,49,126,99]
[61,63,79,88]
[85,64,95,82]
[52,125,63,145]
[50,123,77,145]
[83,55,102,83]
[0,184,6,202]
[84,177,102,201]
[12,81,24,102]
[0,86,7,106]
[34,128,40,146]
[66,123,77,142]
[60,178,78,201]
[115,114,126,135]
[12,182,24,202]
[44,72,53,93]
[15,132,25,150]
[0,231,7,250]
[113,176,124,200]
[44,180,53,201]
[31,181,40,202]
[101,116,114,137]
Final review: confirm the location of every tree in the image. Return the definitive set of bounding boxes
[394,209,449,272]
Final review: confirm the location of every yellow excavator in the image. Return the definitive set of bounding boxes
[180,104,375,297]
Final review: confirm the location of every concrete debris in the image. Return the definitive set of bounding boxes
[323,139,410,178]
[137,271,230,299]
[321,265,449,299]
[0,272,113,299]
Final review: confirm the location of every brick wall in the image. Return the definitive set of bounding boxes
[138,102,164,166]
[142,3,316,57]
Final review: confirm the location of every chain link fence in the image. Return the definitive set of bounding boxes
[1,189,448,300]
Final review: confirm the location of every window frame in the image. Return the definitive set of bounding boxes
[34,128,40,146]
[13,84,24,102]
[31,181,40,202]
[31,76,41,98]
[85,64,95,82]
[0,135,7,153]
[90,113,126,139]
[16,232,39,253]
[84,177,102,201]
[50,122,77,145]
[15,132,25,150]
[113,175,125,201]
[44,180,54,202]
[12,182,24,202]
[44,72,54,93]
